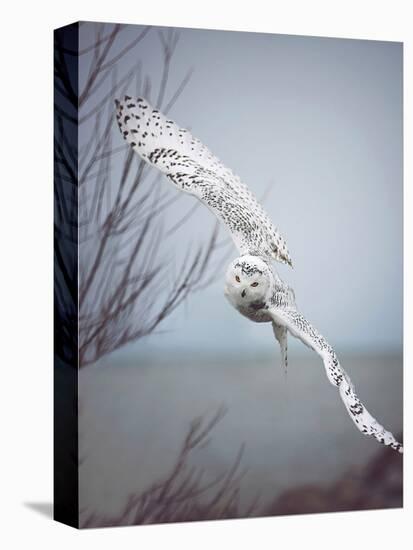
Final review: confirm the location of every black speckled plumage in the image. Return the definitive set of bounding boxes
[115,96,292,266]
[116,97,402,455]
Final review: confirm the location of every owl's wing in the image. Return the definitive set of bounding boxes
[268,306,403,453]
[115,96,292,266]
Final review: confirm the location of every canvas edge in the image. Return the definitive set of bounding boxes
[53,21,79,529]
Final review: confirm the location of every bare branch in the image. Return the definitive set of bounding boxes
[53,23,223,367]
[79,24,122,106]
[80,408,254,527]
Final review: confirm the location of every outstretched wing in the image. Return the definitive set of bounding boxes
[115,96,292,266]
[268,306,403,453]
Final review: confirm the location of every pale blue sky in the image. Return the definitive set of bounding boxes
[80,24,402,358]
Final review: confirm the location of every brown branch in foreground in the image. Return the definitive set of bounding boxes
[79,415,402,528]
[80,407,257,528]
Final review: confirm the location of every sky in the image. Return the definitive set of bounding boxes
[80,24,403,358]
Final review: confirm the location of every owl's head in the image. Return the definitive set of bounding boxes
[224,255,273,306]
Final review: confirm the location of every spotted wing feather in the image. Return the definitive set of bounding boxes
[115,96,292,265]
[269,306,403,453]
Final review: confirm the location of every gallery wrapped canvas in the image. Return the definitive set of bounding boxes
[54,21,403,529]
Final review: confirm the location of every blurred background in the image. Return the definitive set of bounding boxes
[72,22,402,526]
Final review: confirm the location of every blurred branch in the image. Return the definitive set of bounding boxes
[80,407,257,527]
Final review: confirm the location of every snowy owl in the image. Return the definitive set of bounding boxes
[115,96,403,454]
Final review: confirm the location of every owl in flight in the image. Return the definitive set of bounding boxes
[115,96,403,454]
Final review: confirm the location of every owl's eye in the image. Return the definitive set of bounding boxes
[235,275,241,283]
[251,282,259,287]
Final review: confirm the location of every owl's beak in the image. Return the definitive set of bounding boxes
[241,289,246,298]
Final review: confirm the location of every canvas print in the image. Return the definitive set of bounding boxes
[54,21,403,528]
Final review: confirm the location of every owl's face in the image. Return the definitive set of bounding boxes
[224,255,272,307]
